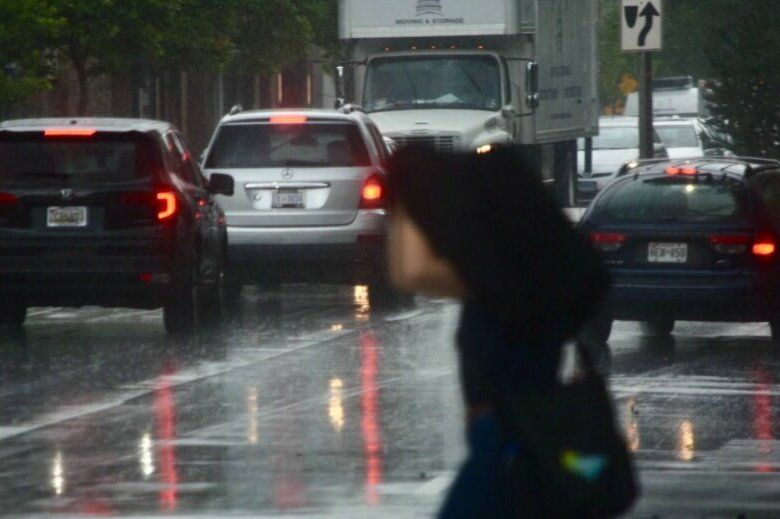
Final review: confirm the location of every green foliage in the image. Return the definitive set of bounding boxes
[598,0,635,111]
[698,0,780,156]
[0,0,60,104]
[1,0,340,111]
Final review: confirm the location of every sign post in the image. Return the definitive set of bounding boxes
[621,0,662,159]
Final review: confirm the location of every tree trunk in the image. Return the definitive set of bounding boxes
[74,62,89,116]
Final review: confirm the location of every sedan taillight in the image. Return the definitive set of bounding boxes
[709,235,750,254]
[589,232,626,252]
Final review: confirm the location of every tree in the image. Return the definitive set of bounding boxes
[696,1,780,157]
[0,0,60,105]
[44,0,173,115]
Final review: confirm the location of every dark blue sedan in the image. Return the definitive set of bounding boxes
[578,158,780,345]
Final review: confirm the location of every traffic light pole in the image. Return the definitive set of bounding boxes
[638,52,654,159]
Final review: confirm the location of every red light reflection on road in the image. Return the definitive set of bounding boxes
[360,332,383,505]
[753,368,774,472]
[154,362,179,511]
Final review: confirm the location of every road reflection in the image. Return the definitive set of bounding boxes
[360,331,383,505]
[329,378,345,433]
[753,367,774,472]
[677,420,695,462]
[51,450,65,497]
[154,362,179,512]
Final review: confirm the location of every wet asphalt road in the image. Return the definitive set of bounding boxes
[2,286,780,518]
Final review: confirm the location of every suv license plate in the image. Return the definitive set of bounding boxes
[648,242,688,263]
[272,191,304,209]
[47,206,88,227]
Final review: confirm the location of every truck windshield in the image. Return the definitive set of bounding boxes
[364,55,502,113]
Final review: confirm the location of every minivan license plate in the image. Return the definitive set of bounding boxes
[47,206,88,227]
[272,190,304,209]
[648,242,688,263]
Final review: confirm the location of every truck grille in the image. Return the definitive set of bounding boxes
[392,135,459,153]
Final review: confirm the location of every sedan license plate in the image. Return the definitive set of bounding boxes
[648,242,688,263]
[47,206,88,228]
[272,190,304,209]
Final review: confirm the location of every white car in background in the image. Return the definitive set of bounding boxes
[577,117,665,201]
[654,117,705,158]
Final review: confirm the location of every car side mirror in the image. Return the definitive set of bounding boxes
[208,173,234,196]
[501,105,516,119]
[525,62,540,109]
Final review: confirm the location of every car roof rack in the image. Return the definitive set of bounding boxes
[228,104,243,116]
[617,157,780,179]
[338,103,366,115]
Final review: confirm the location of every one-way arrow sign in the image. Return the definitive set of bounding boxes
[622,0,663,52]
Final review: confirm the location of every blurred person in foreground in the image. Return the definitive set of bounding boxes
[386,147,638,517]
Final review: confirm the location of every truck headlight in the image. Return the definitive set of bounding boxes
[476,144,493,155]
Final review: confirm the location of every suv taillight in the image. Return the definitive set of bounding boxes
[0,192,18,204]
[360,174,385,210]
[156,191,177,220]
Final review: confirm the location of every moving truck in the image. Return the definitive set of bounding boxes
[337,0,599,205]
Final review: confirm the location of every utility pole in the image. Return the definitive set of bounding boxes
[621,0,662,159]
[638,52,654,159]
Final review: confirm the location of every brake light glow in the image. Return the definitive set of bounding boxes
[665,166,698,176]
[156,192,177,220]
[589,232,626,252]
[270,115,308,125]
[0,192,18,204]
[360,175,385,210]
[44,128,97,138]
[590,232,626,243]
[753,242,776,257]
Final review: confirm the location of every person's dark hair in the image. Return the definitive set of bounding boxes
[387,145,608,343]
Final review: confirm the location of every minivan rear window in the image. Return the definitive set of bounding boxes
[0,133,161,185]
[596,178,746,223]
[205,122,371,169]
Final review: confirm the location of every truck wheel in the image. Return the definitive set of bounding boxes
[163,271,199,335]
[641,319,675,337]
[0,301,27,328]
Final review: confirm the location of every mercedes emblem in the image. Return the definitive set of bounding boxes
[281,168,294,180]
[60,189,74,200]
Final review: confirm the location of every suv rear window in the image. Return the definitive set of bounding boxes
[0,132,161,185]
[205,122,371,169]
[656,125,700,148]
[595,177,746,223]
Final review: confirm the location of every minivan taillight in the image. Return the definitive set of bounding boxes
[360,174,385,210]
[589,232,626,252]
[156,191,177,220]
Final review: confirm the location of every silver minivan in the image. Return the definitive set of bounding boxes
[202,109,391,295]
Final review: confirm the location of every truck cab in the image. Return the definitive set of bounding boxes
[337,0,599,205]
